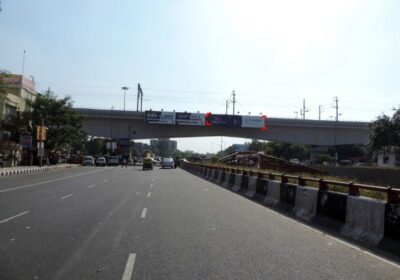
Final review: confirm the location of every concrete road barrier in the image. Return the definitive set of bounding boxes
[232,174,242,192]
[385,203,400,240]
[217,170,225,184]
[264,180,280,207]
[212,169,220,183]
[256,178,268,196]
[280,183,297,208]
[224,172,235,188]
[341,196,386,245]
[316,191,347,223]
[293,186,318,221]
[245,176,257,198]
[181,163,397,247]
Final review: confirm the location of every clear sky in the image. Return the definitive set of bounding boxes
[1,0,399,153]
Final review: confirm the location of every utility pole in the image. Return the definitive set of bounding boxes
[334,96,339,121]
[22,50,26,76]
[225,99,230,114]
[333,96,340,164]
[137,83,143,111]
[318,105,323,120]
[232,90,236,115]
[300,99,309,120]
[121,86,129,111]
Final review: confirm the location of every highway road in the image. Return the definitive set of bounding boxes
[0,166,399,279]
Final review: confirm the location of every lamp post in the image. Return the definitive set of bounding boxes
[121,86,129,111]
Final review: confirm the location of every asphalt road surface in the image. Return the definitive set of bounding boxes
[0,166,399,280]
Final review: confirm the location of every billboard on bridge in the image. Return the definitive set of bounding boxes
[205,113,267,131]
[144,111,176,125]
[175,112,205,126]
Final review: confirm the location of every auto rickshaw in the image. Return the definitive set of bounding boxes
[143,157,153,170]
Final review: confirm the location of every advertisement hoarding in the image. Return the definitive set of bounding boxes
[241,115,267,131]
[175,112,205,126]
[20,134,32,148]
[205,113,242,127]
[36,126,47,141]
[145,111,176,125]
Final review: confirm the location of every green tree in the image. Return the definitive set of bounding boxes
[368,108,400,152]
[28,91,86,152]
[0,70,11,99]
[86,138,106,155]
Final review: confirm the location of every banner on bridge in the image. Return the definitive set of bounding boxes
[144,111,176,125]
[175,112,205,126]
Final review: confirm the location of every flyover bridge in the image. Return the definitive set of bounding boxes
[74,108,369,146]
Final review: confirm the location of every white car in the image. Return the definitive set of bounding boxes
[83,156,95,166]
[108,156,120,166]
[161,157,174,169]
[96,157,107,166]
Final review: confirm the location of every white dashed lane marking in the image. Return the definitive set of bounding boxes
[60,193,74,200]
[88,184,95,189]
[147,192,151,198]
[121,253,136,280]
[140,208,147,219]
[0,211,30,224]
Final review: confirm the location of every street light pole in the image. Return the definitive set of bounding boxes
[121,86,129,111]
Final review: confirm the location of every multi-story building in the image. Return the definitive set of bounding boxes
[0,74,37,141]
[150,138,178,157]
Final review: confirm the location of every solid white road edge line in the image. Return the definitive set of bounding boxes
[0,169,104,194]
[0,211,30,224]
[141,208,147,219]
[60,193,74,200]
[121,253,136,280]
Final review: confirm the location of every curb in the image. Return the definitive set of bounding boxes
[0,165,78,177]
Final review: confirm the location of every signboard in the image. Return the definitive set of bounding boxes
[205,113,267,131]
[205,113,242,127]
[175,112,205,126]
[36,125,47,141]
[145,111,176,125]
[242,115,268,131]
[20,134,32,148]
[0,74,35,91]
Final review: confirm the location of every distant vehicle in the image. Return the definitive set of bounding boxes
[83,156,95,166]
[108,156,120,166]
[96,157,107,166]
[143,157,153,170]
[68,155,84,164]
[289,158,300,164]
[161,157,174,169]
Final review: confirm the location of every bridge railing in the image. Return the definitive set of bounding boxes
[185,162,400,203]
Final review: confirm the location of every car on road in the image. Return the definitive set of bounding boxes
[83,156,95,166]
[107,156,120,166]
[142,157,153,170]
[161,157,174,169]
[96,156,107,166]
